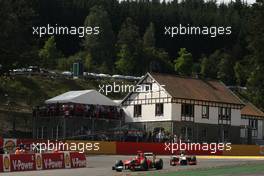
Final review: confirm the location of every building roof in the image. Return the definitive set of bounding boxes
[113,100,122,106]
[241,103,264,118]
[45,90,117,106]
[149,72,244,105]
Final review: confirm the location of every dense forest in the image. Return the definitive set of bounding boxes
[0,0,264,109]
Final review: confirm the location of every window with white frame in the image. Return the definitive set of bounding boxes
[181,104,194,117]
[134,105,142,117]
[155,103,164,116]
[249,119,258,129]
[249,119,258,137]
[202,105,209,119]
[218,107,231,120]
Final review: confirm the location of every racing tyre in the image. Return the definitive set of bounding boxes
[191,156,197,165]
[170,160,175,166]
[191,156,196,161]
[115,160,123,172]
[155,159,163,170]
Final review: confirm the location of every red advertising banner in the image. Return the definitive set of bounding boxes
[0,152,86,173]
[0,138,3,148]
[0,155,3,172]
[10,154,36,172]
[42,153,65,170]
[116,142,223,155]
[70,152,86,168]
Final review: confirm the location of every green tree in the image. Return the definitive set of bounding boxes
[143,22,156,48]
[144,47,173,73]
[174,48,193,76]
[115,17,142,74]
[57,58,70,71]
[0,0,36,71]
[234,61,247,86]
[217,53,235,85]
[200,56,211,78]
[84,53,94,72]
[192,63,201,76]
[57,52,94,72]
[142,22,172,73]
[115,45,136,75]
[39,36,62,69]
[83,6,114,72]
[246,0,264,109]
[200,50,223,79]
[117,17,141,54]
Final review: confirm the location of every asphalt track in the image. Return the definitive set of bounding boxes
[2,155,264,176]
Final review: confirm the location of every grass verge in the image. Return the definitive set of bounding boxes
[149,163,264,176]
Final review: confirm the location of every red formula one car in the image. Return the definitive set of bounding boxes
[112,151,163,172]
[170,152,197,166]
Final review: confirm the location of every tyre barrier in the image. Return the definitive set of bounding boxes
[0,152,86,172]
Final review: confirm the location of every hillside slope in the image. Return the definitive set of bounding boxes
[0,75,133,137]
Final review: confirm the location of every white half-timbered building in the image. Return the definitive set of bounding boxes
[240,103,264,144]
[121,72,248,144]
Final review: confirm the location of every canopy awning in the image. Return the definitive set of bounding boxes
[45,90,117,106]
